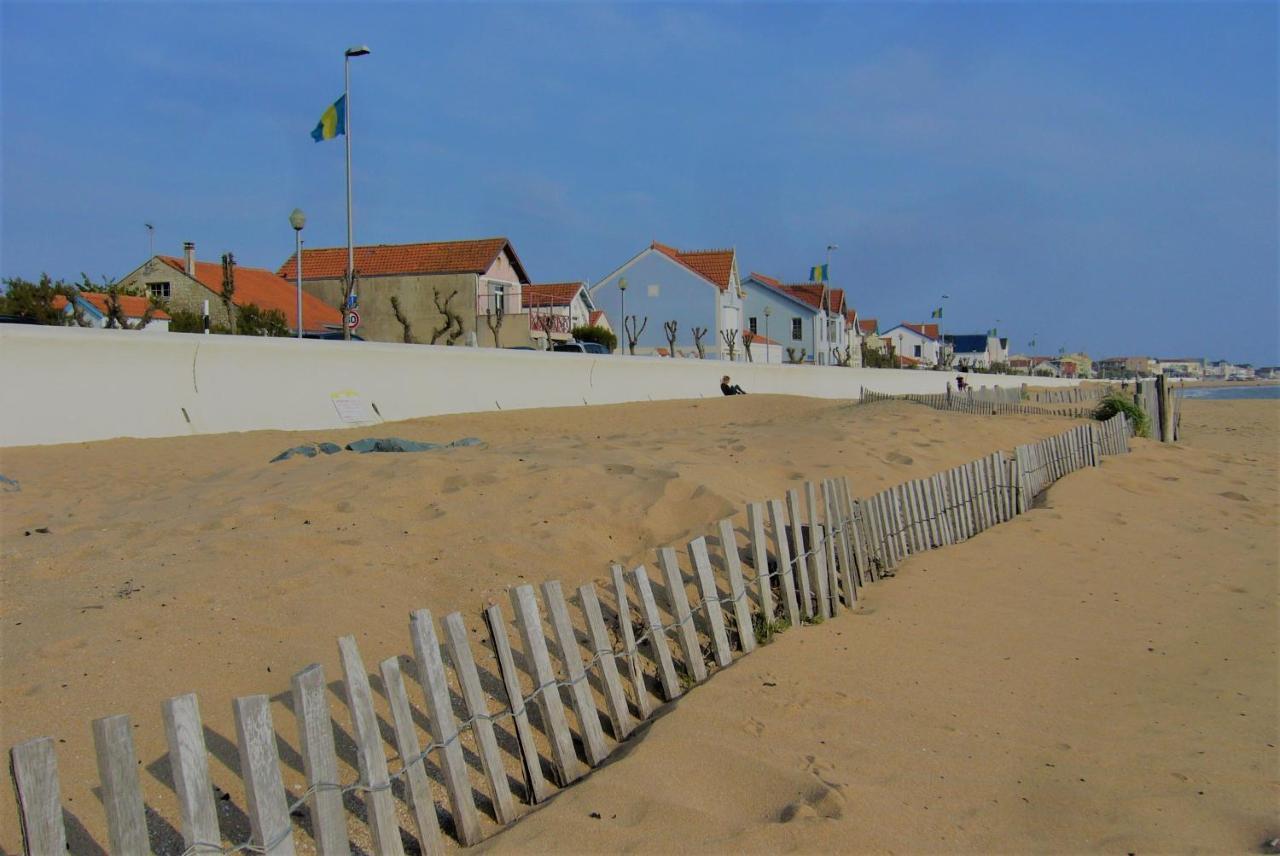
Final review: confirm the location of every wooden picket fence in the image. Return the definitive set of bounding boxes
[8,414,1134,856]
[860,387,1096,419]
[1024,385,1107,404]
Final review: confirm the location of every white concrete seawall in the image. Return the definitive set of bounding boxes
[0,326,1081,447]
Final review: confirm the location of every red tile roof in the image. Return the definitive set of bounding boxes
[651,241,734,291]
[588,309,606,327]
[742,331,781,346]
[277,237,528,283]
[749,271,781,288]
[900,322,940,340]
[522,282,583,308]
[53,293,171,320]
[749,274,844,314]
[858,318,879,334]
[159,256,343,332]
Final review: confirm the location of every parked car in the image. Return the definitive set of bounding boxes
[301,330,365,341]
[0,314,42,325]
[553,341,609,355]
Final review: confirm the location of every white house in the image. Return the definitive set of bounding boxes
[523,282,596,346]
[882,322,943,367]
[53,292,171,332]
[945,333,1008,370]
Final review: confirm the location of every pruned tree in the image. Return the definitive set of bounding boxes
[786,347,807,365]
[691,325,708,359]
[720,329,738,362]
[832,345,853,367]
[742,331,755,363]
[220,252,238,335]
[483,289,505,348]
[102,286,156,330]
[663,320,678,356]
[623,314,647,355]
[390,295,416,344]
[430,286,465,345]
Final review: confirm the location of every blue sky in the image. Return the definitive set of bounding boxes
[2,2,1276,364]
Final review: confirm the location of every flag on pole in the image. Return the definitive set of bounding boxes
[809,263,828,283]
[931,307,943,319]
[1029,338,1037,348]
[311,95,347,142]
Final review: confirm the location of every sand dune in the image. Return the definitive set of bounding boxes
[1,396,1274,852]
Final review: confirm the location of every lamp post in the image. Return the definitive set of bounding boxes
[618,276,627,353]
[289,208,306,338]
[764,304,772,363]
[342,44,370,339]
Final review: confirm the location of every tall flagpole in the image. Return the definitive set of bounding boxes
[342,46,370,339]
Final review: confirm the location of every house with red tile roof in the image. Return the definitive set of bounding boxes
[522,282,600,344]
[740,272,856,365]
[588,241,743,358]
[277,237,535,347]
[52,292,171,332]
[881,322,944,367]
[116,243,342,334]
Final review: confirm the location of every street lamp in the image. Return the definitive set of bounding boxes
[618,276,627,351]
[342,44,370,340]
[764,304,773,363]
[289,208,306,338]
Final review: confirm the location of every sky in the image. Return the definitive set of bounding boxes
[2,1,1276,365]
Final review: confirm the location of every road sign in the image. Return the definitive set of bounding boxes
[345,309,361,330]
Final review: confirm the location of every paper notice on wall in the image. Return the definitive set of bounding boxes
[331,391,378,424]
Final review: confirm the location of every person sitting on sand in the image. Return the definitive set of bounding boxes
[721,375,747,396]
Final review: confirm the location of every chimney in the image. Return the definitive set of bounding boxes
[183,242,195,276]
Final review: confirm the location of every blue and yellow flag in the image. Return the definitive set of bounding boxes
[809,263,828,283]
[311,95,347,142]
[931,307,943,319]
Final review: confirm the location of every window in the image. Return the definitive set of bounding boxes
[914,345,922,357]
[647,284,660,298]
[147,282,171,299]
[791,317,803,340]
[748,317,758,334]
[486,280,509,314]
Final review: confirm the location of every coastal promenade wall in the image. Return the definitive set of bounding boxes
[0,326,1079,447]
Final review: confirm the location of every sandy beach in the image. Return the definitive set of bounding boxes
[1,395,1275,853]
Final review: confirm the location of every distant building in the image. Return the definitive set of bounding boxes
[117,243,342,334]
[52,292,171,332]
[1155,357,1205,378]
[279,237,533,346]
[590,241,742,359]
[881,322,942,367]
[741,273,851,364]
[1096,356,1155,378]
[1255,366,1279,379]
[944,333,1010,370]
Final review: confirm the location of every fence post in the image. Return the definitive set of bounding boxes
[289,664,350,856]
[231,697,297,856]
[92,714,151,856]
[483,603,553,803]
[10,737,68,856]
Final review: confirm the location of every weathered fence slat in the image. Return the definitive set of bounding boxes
[686,537,734,667]
[541,580,610,767]
[785,489,815,619]
[509,586,585,786]
[767,498,803,626]
[631,565,682,701]
[824,480,857,607]
[840,478,871,584]
[746,502,776,622]
[441,611,518,826]
[10,737,68,856]
[289,664,349,856]
[162,692,221,853]
[578,582,636,739]
[715,518,757,653]
[92,713,151,856]
[657,546,708,683]
[376,656,446,855]
[482,604,551,804]
[407,612,483,846]
[804,482,834,618]
[609,564,653,720]
[231,697,297,856]
[337,636,405,855]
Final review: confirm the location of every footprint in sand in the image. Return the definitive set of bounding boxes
[1219,491,1250,502]
[443,474,468,493]
[886,451,914,466]
[778,782,846,822]
[742,717,765,737]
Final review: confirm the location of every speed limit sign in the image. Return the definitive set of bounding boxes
[345,309,361,330]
